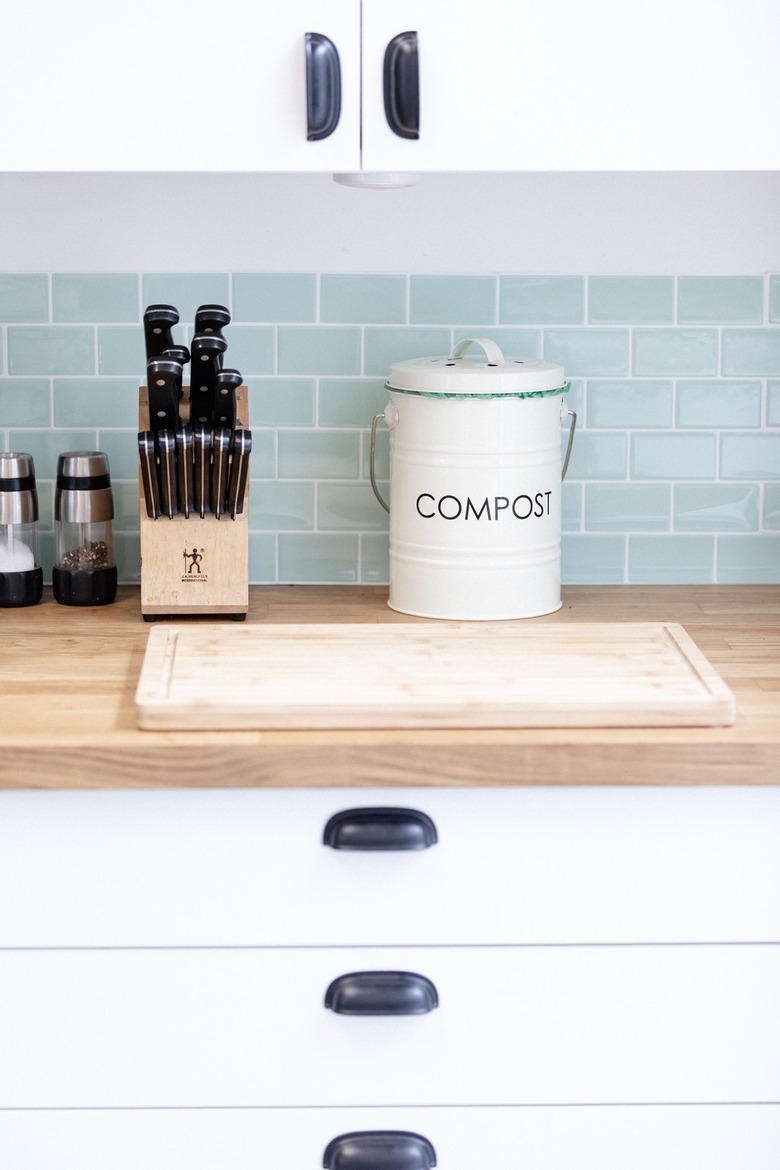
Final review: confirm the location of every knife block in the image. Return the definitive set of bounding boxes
[138,384,250,621]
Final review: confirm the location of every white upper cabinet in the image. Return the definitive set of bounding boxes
[1,0,778,171]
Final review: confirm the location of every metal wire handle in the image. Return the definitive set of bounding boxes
[561,409,577,481]
[369,413,390,513]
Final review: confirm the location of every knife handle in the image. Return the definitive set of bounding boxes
[190,334,227,426]
[227,429,252,519]
[156,429,178,520]
[213,367,242,430]
[138,431,161,520]
[147,358,183,432]
[175,424,194,518]
[211,426,232,519]
[163,346,191,397]
[143,304,179,360]
[194,304,231,340]
[193,423,212,519]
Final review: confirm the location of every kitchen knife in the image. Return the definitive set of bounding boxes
[163,345,190,398]
[146,358,183,433]
[210,426,232,519]
[143,304,179,360]
[193,423,212,519]
[175,424,194,518]
[194,304,230,343]
[189,334,227,427]
[226,428,252,519]
[213,367,242,432]
[155,428,178,519]
[137,430,161,520]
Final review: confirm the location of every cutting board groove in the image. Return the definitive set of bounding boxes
[135,622,736,730]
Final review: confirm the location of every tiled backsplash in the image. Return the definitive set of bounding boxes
[1,272,778,585]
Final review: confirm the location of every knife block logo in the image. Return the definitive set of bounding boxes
[182,546,207,583]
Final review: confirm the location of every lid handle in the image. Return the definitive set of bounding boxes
[449,337,505,367]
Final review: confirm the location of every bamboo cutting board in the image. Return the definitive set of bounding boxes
[135,622,736,730]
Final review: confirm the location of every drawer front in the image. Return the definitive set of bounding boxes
[1,1105,779,1170]
[0,787,779,947]
[1,945,777,1107]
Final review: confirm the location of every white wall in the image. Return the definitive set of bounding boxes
[1,171,779,274]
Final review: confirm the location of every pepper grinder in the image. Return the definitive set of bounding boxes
[0,452,43,608]
[52,451,118,606]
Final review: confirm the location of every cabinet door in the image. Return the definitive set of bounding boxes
[361,0,780,171]
[0,1,360,170]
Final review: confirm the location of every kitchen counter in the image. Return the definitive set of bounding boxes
[2,584,779,788]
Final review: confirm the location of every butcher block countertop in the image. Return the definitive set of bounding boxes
[2,584,779,788]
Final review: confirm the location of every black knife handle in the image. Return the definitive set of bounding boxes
[325,971,438,1016]
[175,424,194,518]
[211,426,232,519]
[147,358,183,432]
[194,304,231,339]
[193,424,212,519]
[156,429,178,519]
[138,431,161,520]
[213,367,242,430]
[190,334,227,426]
[227,428,252,519]
[323,807,438,851]
[143,304,179,360]
[323,1132,437,1170]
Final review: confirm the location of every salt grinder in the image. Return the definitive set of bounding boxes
[52,451,118,606]
[0,452,43,607]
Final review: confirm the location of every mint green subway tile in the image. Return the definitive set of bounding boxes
[586,380,672,428]
[0,275,48,322]
[362,427,389,482]
[111,482,141,531]
[770,276,780,323]
[246,431,276,478]
[249,378,315,426]
[588,277,673,324]
[97,326,145,375]
[452,328,542,361]
[233,274,316,323]
[35,482,53,530]
[585,484,671,532]
[278,430,360,479]
[360,533,389,583]
[7,430,97,478]
[53,275,138,323]
[54,378,138,427]
[96,431,140,480]
[278,326,360,376]
[561,482,582,531]
[318,483,389,531]
[561,534,626,584]
[764,484,780,529]
[114,531,141,585]
[8,326,94,376]
[410,276,496,325]
[674,485,759,532]
[319,379,388,428]
[279,533,359,583]
[722,329,780,375]
[223,326,274,375]
[364,327,451,377]
[720,433,780,480]
[678,276,764,324]
[141,275,230,323]
[631,433,716,480]
[248,534,278,583]
[633,329,718,376]
[322,276,406,324]
[628,535,714,584]
[0,379,51,427]
[676,380,761,428]
[717,536,780,583]
[248,482,314,531]
[500,277,584,324]
[564,432,627,480]
[768,382,780,426]
[544,329,629,377]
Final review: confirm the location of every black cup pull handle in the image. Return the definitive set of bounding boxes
[323,807,437,851]
[323,1130,437,1169]
[305,32,342,141]
[325,970,439,1016]
[383,31,419,139]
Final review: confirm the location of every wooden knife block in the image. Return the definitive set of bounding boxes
[138,385,250,621]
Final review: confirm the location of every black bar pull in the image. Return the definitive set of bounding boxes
[383,31,419,139]
[323,1131,437,1170]
[325,971,438,1016]
[323,807,437,851]
[306,32,342,141]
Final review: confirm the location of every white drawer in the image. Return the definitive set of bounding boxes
[0,787,778,946]
[1,1105,779,1170]
[0,944,777,1107]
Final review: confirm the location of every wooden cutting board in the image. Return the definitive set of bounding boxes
[135,621,736,730]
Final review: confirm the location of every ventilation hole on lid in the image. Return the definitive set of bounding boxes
[514,360,525,364]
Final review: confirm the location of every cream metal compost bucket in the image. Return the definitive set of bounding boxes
[370,338,576,620]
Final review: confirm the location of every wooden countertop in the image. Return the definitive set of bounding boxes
[3,584,779,788]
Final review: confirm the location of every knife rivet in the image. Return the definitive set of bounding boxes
[200,355,209,361]
[156,378,166,386]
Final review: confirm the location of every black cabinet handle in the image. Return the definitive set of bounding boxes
[305,32,341,141]
[383,31,419,139]
[325,970,438,1015]
[323,807,437,851]
[323,1130,437,1169]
